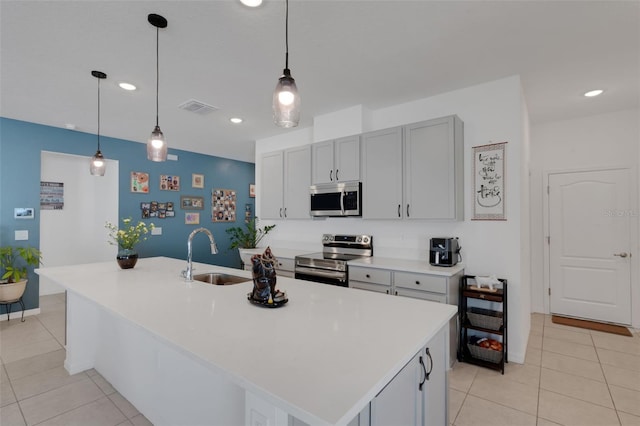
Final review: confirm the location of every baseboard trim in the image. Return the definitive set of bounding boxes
[0,308,41,322]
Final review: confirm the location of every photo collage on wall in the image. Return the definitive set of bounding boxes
[211,189,236,222]
[140,202,175,219]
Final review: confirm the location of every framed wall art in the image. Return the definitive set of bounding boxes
[141,201,174,219]
[181,196,204,210]
[472,142,507,220]
[192,173,204,189]
[160,175,180,191]
[40,181,64,210]
[131,172,149,194]
[211,188,236,222]
[249,184,256,198]
[185,212,200,225]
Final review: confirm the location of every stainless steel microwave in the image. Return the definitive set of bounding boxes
[310,181,362,217]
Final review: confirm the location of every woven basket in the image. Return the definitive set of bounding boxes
[468,343,503,364]
[467,307,503,331]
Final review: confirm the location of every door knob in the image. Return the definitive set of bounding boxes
[614,252,628,258]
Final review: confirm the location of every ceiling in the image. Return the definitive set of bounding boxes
[1,1,638,163]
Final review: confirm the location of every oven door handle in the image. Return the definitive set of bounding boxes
[295,266,346,281]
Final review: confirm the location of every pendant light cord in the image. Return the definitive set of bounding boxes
[97,77,101,151]
[155,26,160,127]
[285,0,289,69]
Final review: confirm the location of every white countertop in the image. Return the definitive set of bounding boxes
[349,256,465,276]
[37,257,456,425]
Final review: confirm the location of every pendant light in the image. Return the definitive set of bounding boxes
[90,70,107,176]
[147,13,168,162]
[272,0,300,128]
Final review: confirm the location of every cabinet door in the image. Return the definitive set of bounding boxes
[284,146,311,219]
[335,135,360,182]
[422,327,447,426]
[370,352,420,426]
[362,127,403,219]
[404,116,463,220]
[260,151,284,219]
[311,141,335,184]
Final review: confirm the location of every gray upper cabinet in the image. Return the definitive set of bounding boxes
[404,116,464,220]
[362,115,464,220]
[361,127,404,219]
[311,135,360,184]
[260,146,311,220]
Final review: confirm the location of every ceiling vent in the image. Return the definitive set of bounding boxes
[177,99,219,115]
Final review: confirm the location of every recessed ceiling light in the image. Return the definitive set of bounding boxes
[230,117,243,124]
[584,89,604,97]
[240,0,262,7]
[119,82,137,91]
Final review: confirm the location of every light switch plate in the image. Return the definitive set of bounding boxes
[15,230,29,240]
[152,227,162,235]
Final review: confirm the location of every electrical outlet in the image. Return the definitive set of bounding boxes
[15,230,29,240]
[152,227,162,236]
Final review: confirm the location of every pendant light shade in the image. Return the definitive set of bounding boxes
[273,0,300,128]
[90,70,107,176]
[147,13,168,162]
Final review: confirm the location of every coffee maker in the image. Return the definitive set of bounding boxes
[429,238,460,267]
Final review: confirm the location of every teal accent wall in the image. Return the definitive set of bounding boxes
[0,117,255,313]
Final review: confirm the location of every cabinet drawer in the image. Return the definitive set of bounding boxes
[395,288,447,303]
[394,272,446,294]
[349,267,391,285]
[350,281,390,294]
[275,258,295,272]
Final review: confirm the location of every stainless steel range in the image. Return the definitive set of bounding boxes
[294,234,373,286]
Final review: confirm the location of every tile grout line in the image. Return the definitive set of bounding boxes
[592,332,624,426]
[534,318,545,426]
[2,362,29,426]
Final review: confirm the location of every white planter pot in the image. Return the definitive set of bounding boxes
[238,248,263,270]
[0,280,27,303]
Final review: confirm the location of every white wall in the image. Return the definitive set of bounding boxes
[256,76,531,363]
[530,109,640,327]
[39,151,119,294]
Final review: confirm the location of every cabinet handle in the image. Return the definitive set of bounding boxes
[330,170,333,181]
[395,291,398,296]
[366,274,370,278]
[415,280,420,285]
[284,207,287,218]
[336,169,339,181]
[385,289,389,294]
[614,252,628,258]
[418,356,427,391]
[279,208,283,218]
[407,204,410,217]
[398,204,401,218]
[425,347,433,381]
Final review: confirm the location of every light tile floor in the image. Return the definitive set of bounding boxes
[0,293,151,426]
[2,297,640,426]
[449,313,640,426]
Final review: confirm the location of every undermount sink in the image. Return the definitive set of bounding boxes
[193,273,250,286]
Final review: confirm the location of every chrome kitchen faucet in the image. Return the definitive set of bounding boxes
[183,227,218,282]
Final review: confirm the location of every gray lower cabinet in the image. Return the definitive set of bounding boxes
[349,265,463,367]
[289,327,447,426]
[371,326,447,426]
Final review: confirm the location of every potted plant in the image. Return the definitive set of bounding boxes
[0,246,42,303]
[105,217,154,269]
[226,218,276,267]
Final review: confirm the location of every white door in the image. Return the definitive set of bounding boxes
[548,168,632,325]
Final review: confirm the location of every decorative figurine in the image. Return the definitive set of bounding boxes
[249,247,287,306]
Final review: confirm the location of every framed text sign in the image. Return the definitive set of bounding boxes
[472,142,507,220]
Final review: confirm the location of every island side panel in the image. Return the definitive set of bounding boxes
[66,289,246,426]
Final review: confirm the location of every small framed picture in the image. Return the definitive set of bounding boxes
[131,172,150,193]
[181,195,205,210]
[249,184,256,198]
[192,174,204,189]
[185,212,200,225]
[160,175,180,191]
[165,210,175,218]
[14,207,35,219]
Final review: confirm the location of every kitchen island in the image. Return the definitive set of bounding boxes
[37,257,456,426]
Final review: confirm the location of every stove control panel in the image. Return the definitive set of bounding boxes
[322,234,372,248]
